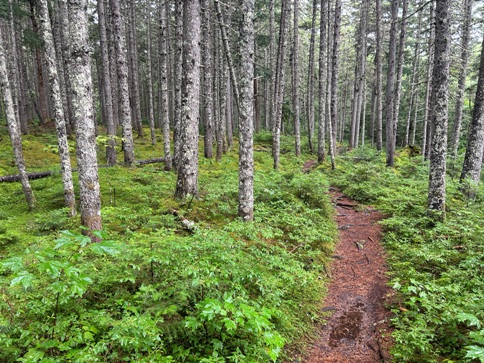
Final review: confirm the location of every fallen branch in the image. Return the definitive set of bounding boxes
[0,158,166,183]
[0,171,53,182]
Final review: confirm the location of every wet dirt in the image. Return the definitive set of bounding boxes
[299,187,393,363]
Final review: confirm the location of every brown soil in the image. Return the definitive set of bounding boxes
[299,187,393,363]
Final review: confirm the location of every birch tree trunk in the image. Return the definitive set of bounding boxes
[38,0,76,215]
[202,0,214,159]
[110,0,134,166]
[238,0,255,221]
[292,0,301,157]
[175,0,201,199]
[385,0,398,167]
[97,0,116,165]
[306,0,318,153]
[159,0,172,171]
[317,0,327,163]
[0,28,35,210]
[460,35,484,188]
[374,0,383,151]
[67,0,102,232]
[428,0,450,219]
[450,0,472,159]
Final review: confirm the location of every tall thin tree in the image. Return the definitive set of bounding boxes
[238,0,255,221]
[68,0,102,232]
[428,0,450,219]
[175,0,201,199]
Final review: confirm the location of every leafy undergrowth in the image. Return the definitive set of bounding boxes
[0,128,336,362]
[330,147,484,363]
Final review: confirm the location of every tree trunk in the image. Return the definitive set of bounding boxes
[392,0,408,149]
[110,0,134,166]
[238,0,255,221]
[423,1,435,159]
[328,0,341,169]
[175,0,201,199]
[173,0,183,171]
[317,0,327,163]
[68,0,102,233]
[214,0,240,110]
[385,0,398,167]
[293,0,301,157]
[0,27,36,210]
[450,0,472,159]
[266,0,275,131]
[428,0,450,219]
[159,0,172,171]
[306,0,318,153]
[272,0,289,170]
[202,0,214,159]
[128,0,143,138]
[374,0,383,151]
[146,4,156,146]
[38,0,76,215]
[97,0,116,165]
[460,35,484,187]
[29,0,49,124]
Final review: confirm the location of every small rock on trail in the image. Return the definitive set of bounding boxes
[302,189,393,363]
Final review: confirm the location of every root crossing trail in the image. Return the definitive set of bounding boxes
[304,188,392,363]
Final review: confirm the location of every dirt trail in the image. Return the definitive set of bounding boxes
[303,188,393,363]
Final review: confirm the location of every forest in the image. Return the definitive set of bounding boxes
[0,0,483,362]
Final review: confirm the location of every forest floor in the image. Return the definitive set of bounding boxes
[301,186,393,363]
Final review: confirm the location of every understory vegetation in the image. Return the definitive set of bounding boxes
[332,147,484,363]
[0,128,336,362]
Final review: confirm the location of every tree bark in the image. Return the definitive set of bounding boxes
[374,0,383,151]
[175,0,201,199]
[38,0,76,215]
[272,0,290,170]
[238,0,255,221]
[128,0,143,138]
[423,1,435,159]
[317,0,327,163]
[173,0,183,170]
[146,3,156,146]
[97,0,116,165]
[293,0,301,157]
[392,0,408,148]
[450,0,472,159]
[202,0,214,159]
[159,0,172,171]
[385,0,398,167]
[0,27,36,210]
[328,0,341,169]
[306,0,318,153]
[68,0,102,232]
[110,0,134,166]
[460,35,484,187]
[428,0,450,219]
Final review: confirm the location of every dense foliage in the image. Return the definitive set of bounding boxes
[0,129,336,362]
[332,147,484,363]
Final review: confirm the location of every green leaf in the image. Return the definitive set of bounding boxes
[456,313,481,328]
[465,345,484,363]
[10,271,34,289]
[89,240,120,256]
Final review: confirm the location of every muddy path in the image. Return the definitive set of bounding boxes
[302,188,393,363]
